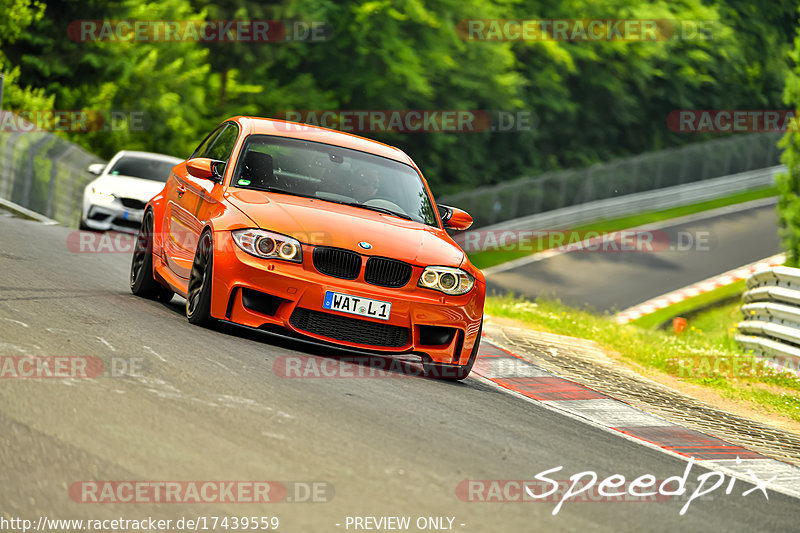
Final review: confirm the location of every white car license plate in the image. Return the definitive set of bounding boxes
[323,291,391,321]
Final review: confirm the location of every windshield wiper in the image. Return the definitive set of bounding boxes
[246,186,316,200]
[239,186,414,221]
[343,202,413,221]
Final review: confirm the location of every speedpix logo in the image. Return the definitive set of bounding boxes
[457,458,774,515]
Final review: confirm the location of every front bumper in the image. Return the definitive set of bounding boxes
[82,203,144,233]
[210,238,484,365]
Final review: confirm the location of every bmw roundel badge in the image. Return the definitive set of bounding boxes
[358,241,372,250]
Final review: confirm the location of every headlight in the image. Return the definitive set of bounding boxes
[418,266,474,295]
[232,229,303,263]
[90,187,116,204]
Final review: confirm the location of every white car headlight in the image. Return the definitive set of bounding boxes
[418,266,474,295]
[90,187,116,204]
[232,229,303,263]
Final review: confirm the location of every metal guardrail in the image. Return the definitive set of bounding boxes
[0,125,104,228]
[477,165,782,232]
[736,267,800,375]
[0,123,783,231]
[440,132,783,228]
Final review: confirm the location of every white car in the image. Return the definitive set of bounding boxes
[81,150,183,232]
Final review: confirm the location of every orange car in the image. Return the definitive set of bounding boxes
[130,116,485,379]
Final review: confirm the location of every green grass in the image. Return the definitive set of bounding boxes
[470,186,777,270]
[630,280,747,330]
[486,293,800,423]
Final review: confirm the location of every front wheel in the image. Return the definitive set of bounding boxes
[130,209,173,302]
[423,321,482,381]
[186,230,215,326]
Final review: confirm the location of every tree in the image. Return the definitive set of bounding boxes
[0,0,53,112]
[777,7,800,266]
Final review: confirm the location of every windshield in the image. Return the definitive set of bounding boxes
[233,135,438,226]
[108,155,177,182]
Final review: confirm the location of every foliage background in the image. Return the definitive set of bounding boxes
[1,0,798,198]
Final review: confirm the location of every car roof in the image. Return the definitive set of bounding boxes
[229,116,416,167]
[110,150,184,164]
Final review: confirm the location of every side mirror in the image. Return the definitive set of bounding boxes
[186,157,225,182]
[439,204,473,231]
[88,163,106,175]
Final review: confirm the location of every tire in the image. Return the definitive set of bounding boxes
[130,209,173,302]
[186,229,215,326]
[79,219,91,231]
[423,321,482,381]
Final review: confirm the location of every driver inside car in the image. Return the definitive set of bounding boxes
[350,169,381,203]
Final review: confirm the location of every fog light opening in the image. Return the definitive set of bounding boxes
[419,325,457,347]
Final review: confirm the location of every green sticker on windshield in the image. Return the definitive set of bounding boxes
[238,179,251,186]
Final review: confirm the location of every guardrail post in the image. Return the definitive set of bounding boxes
[46,143,76,218]
[629,157,640,193]
[557,172,568,208]
[1,130,27,201]
[22,135,52,209]
[745,139,754,172]
[533,177,543,214]
[583,167,597,203]
[507,183,520,220]
[62,166,80,227]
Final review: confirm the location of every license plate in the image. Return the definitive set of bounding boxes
[322,291,391,321]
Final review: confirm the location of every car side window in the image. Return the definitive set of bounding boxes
[190,126,224,159]
[204,123,239,162]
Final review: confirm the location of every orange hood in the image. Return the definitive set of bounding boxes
[226,190,465,267]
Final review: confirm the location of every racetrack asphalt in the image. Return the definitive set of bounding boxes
[1,211,798,532]
[484,200,781,313]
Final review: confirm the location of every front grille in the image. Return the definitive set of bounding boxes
[290,308,409,347]
[313,247,361,279]
[365,257,413,287]
[119,197,147,210]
